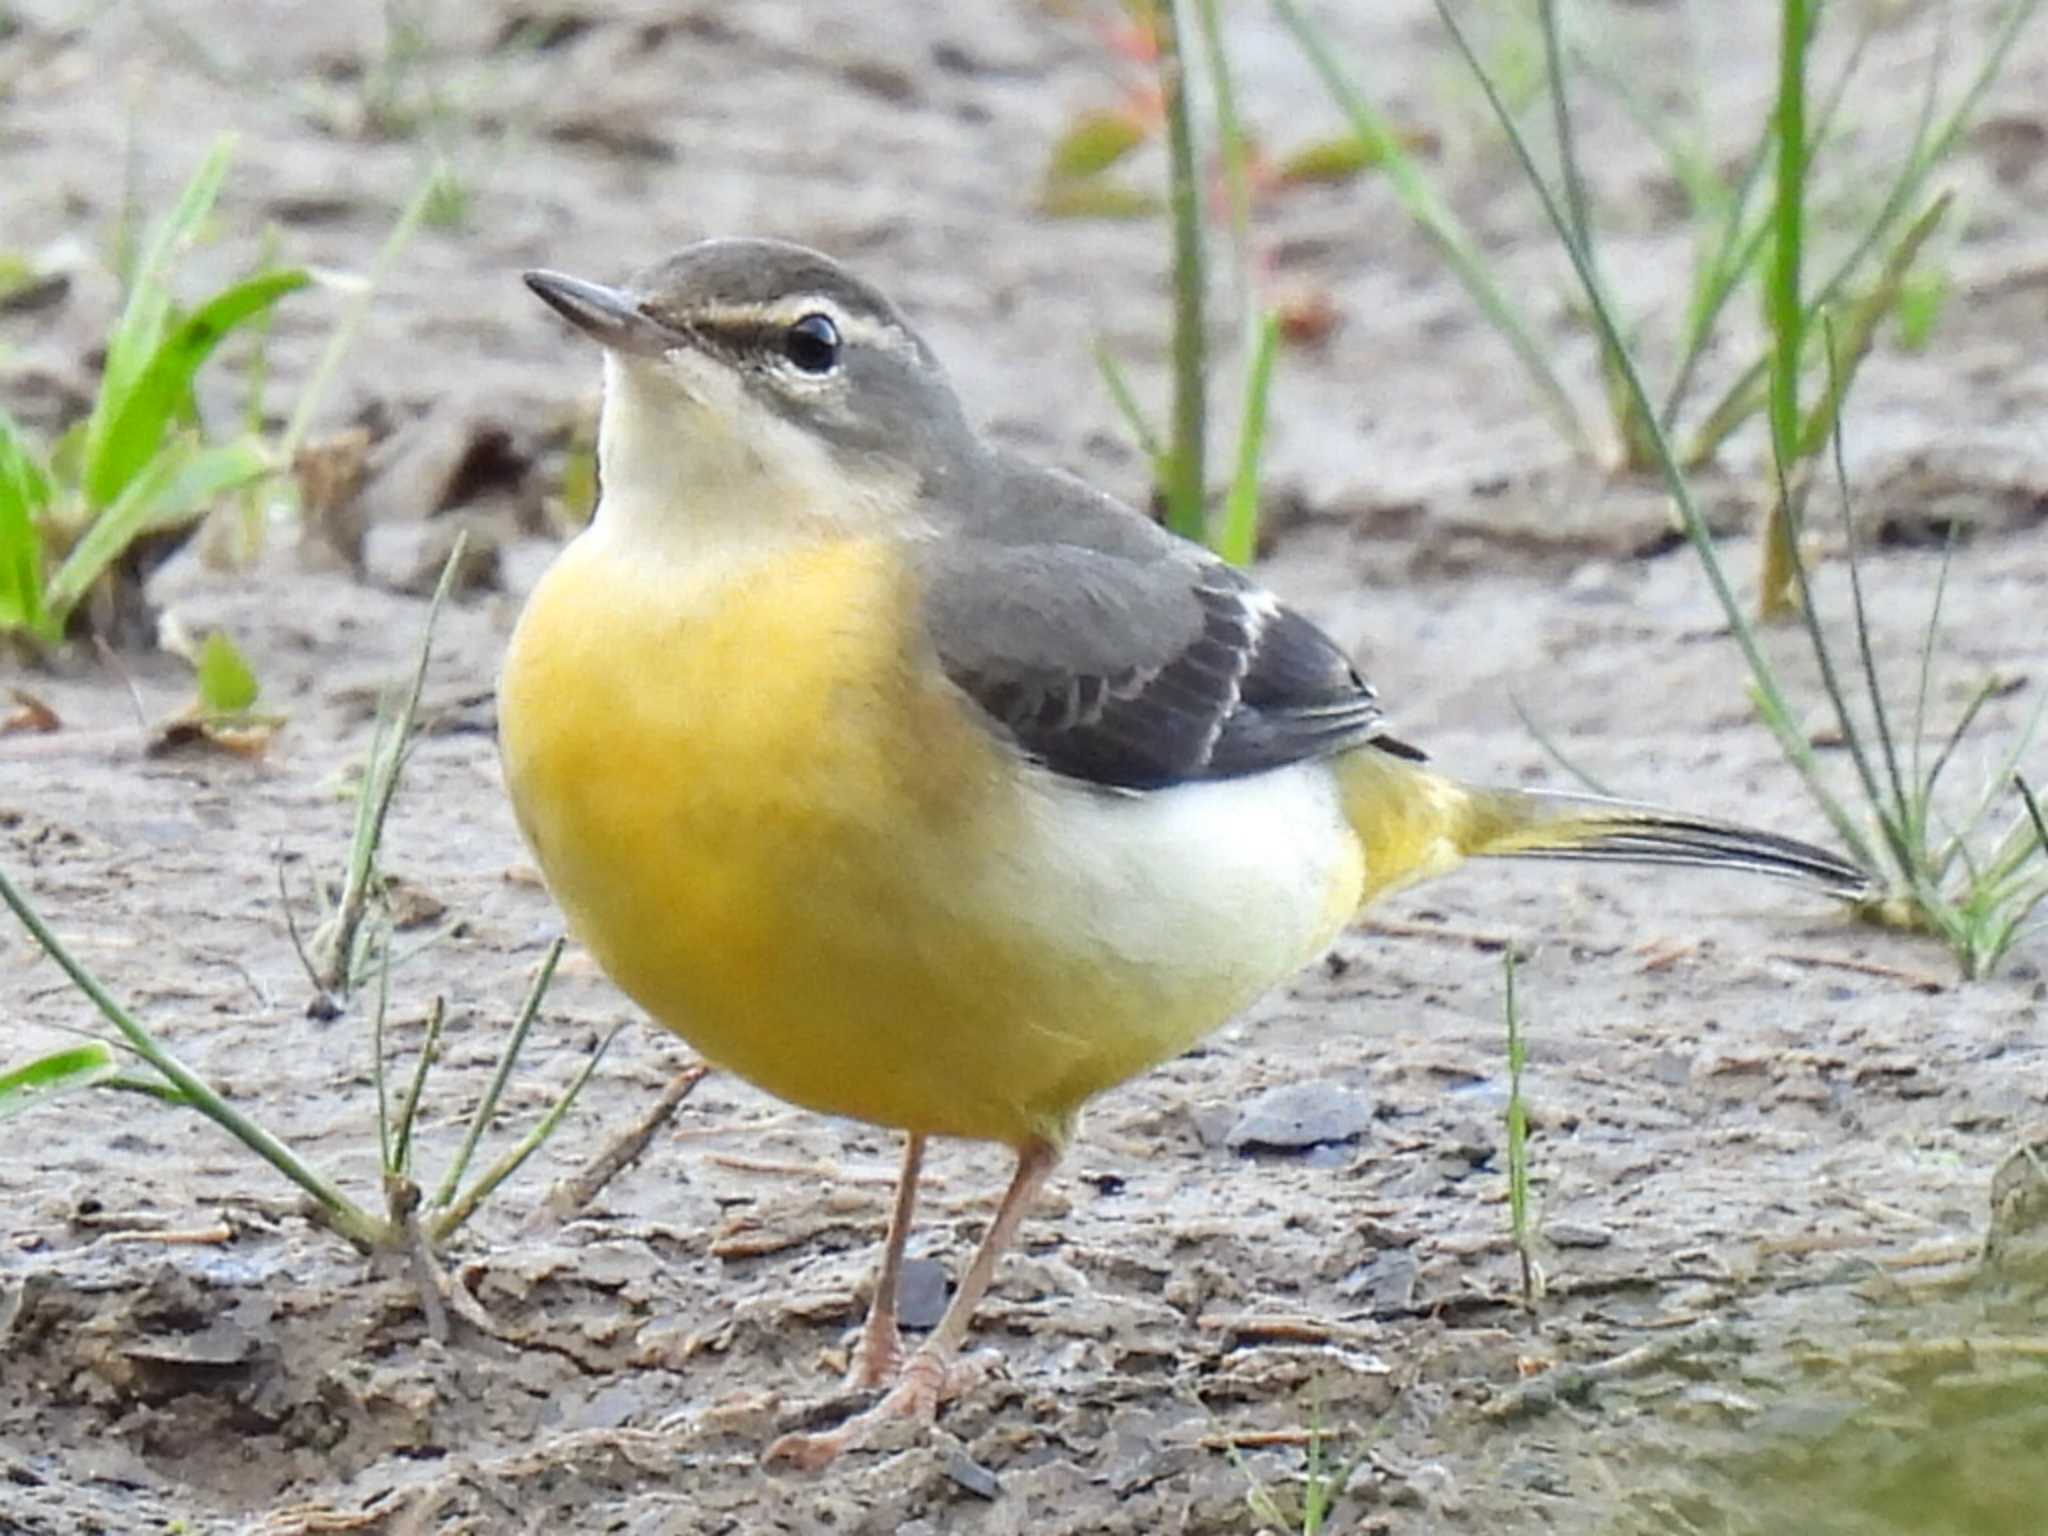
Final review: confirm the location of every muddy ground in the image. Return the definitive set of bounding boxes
[5,1,2048,1532]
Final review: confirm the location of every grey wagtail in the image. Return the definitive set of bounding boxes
[500,237,1870,1466]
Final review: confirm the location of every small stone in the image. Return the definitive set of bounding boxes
[1675,1384,1762,1421]
[1103,1412,1201,1496]
[1499,1455,1569,1495]
[1338,1248,1420,1309]
[897,1257,949,1330]
[1189,1102,1238,1150]
[944,1448,1001,1500]
[1542,1220,1613,1250]
[1564,559,1626,602]
[1226,1081,1372,1154]
[1441,1117,1497,1168]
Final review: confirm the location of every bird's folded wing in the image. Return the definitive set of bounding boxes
[916,539,1421,791]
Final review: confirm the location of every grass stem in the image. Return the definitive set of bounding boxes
[431,936,565,1210]
[0,861,383,1250]
[1757,0,1812,620]
[432,1017,618,1244]
[1157,0,1209,542]
[314,530,465,993]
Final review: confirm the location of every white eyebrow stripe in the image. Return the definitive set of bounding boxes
[691,299,922,360]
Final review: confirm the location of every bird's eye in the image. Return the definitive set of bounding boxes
[782,313,841,374]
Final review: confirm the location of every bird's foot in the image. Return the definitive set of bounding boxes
[844,1314,904,1391]
[765,1346,997,1469]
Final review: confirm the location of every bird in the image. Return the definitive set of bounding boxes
[498,237,1871,1467]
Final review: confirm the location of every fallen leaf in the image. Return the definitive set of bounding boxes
[2,689,61,735]
[1045,106,1152,182]
[1274,286,1342,347]
[1272,125,1438,188]
[195,630,260,716]
[145,714,283,759]
[1038,179,1162,220]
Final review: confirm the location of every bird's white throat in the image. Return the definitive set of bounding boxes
[592,350,920,570]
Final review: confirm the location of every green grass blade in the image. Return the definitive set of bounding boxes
[83,135,237,489]
[371,929,394,1174]
[43,435,271,627]
[1683,350,1772,470]
[105,1074,195,1105]
[0,859,383,1249]
[1823,320,1910,860]
[1796,196,1950,460]
[430,937,565,1210]
[1940,670,2048,858]
[0,1041,120,1122]
[1656,12,1873,432]
[1193,0,1254,321]
[1973,802,2048,893]
[431,1019,622,1245]
[1093,341,1166,472]
[241,226,285,440]
[1214,312,1279,568]
[390,997,447,1180]
[322,710,392,995]
[1760,314,1908,883]
[280,171,435,464]
[316,535,466,994]
[1904,0,2041,194]
[1909,525,1961,819]
[1540,0,1655,466]
[1539,0,1593,276]
[1665,176,1771,435]
[1157,0,1209,543]
[1433,0,1880,880]
[0,407,53,638]
[1194,0,1276,563]
[83,267,309,509]
[2017,775,2048,871]
[1922,678,2002,825]
[1279,0,1591,458]
[1687,0,2040,468]
[1779,460,1904,881]
[129,137,236,296]
[1757,0,1813,618]
[1504,945,1539,1303]
[1509,691,1616,797]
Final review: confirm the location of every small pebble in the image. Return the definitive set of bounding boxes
[1564,558,1626,602]
[897,1257,949,1330]
[1338,1248,1420,1309]
[1542,1220,1613,1250]
[944,1448,1001,1500]
[1225,1080,1372,1153]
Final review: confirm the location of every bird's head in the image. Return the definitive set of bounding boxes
[525,238,975,551]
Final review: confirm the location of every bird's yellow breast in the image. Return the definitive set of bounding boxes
[499,527,1365,1147]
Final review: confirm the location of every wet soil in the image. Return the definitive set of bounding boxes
[4,2,2048,1533]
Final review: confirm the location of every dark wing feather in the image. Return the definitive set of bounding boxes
[917,540,1421,791]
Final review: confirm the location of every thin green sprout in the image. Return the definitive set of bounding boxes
[1157,0,1209,543]
[431,1017,621,1244]
[431,936,567,1210]
[0,860,383,1249]
[1433,0,1883,882]
[390,995,447,1178]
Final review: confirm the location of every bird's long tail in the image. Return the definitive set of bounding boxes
[1337,749,1872,907]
